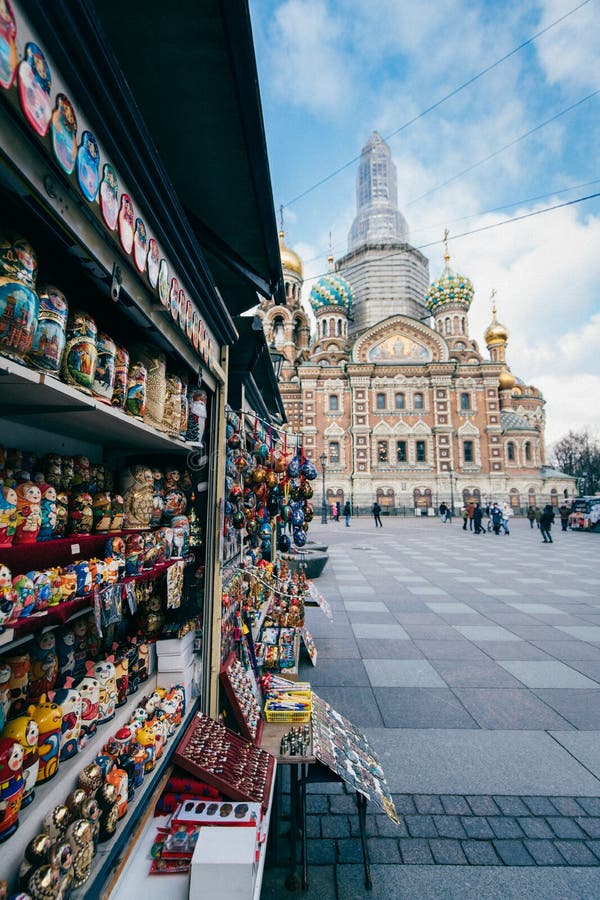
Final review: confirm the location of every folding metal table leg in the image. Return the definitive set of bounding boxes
[356,791,372,889]
[284,764,301,891]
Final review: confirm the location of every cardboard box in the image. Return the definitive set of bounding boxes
[157,630,196,656]
[189,826,257,900]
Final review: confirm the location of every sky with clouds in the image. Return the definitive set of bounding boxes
[249,0,600,447]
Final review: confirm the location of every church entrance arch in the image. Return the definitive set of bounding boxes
[376,487,395,509]
[413,488,432,514]
[462,487,481,504]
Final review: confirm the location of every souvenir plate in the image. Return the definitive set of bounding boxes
[77,131,100,202]
[147,239,159,288]
[51,93,78,175]
[133,218,147,272]
[0,0,18,90]
[18,41,52,136]
[100,164,119,231]
[118,194,134,254]
[158,260,169,307]
[169,278,179,321]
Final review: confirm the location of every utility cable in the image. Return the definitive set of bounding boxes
[283,0,594,208]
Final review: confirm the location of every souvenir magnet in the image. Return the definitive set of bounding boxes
[18,41,52,136]
[185,298,193,339]
[0,0,17,90]
[133,218,147,272]
[192,309,199,349]
[177,289,186,326]
[118,194,134,254]
[100,164,119,230]
[77,130,100,202]
[51,93,78,175]
[158,259,169,306]
[169,278,179,320]
[147,238,159,287]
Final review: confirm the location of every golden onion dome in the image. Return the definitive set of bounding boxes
[279,230,303,277]
[484,293,509,346]
[498,368,516,390]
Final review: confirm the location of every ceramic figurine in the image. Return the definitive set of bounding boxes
[92,332,116,403]
[4,652,30,719]
[37,483,57,541]
[118,194,134,254]
[106,765,128,818]
[124,533,144,576]
[171,515,190,558]
[30,695,62,783]
[62,311,97,394]
[147,238,159,287]
[77,130,100,202]
[29,633,58,700]
[68,491,93,535]
[92,491,111,533]
[0,483,18,546]
[12,573,34,620]
[100,163,119,231]
[1,714,39,806]
[187,388,208,445]
[132,344,166,427]
[13,480,41,543]
[161,374,183,435]
[27,285,68,374]
[112,645,129,707]
[111,344,129,410]
[65,818,94,887]
[125,361,147,419]
[29,571,51,613]
[90,659,116,726]
[135,726,156,773]
[49,680,82,761]
[56,628,76,686]
[0,563,17,630]
[53,490,69,537]
[0,737,24,841]
[50,93,78,175]
[121,465,153,530]
[0,0,18,90]
[133,218,147,273]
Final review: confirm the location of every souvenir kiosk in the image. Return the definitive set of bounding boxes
[0,0,287,896]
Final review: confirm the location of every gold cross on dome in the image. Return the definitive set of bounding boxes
[443,229,450,264]
[491,288,497,315]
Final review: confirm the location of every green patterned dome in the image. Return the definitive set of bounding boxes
[309,272,353,313]
[426,261,474,312]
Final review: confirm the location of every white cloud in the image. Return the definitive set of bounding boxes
[535,0,600,92]
[535,374,600,444]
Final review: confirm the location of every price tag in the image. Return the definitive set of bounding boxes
[70,543,80,555]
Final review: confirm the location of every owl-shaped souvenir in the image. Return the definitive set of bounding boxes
[91,658,116,726]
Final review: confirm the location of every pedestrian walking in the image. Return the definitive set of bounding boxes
[534,506,542,529]
[334,501,340,522]
[343,500,351,527]
[467,502,475,531]
[527,505,536,529]
[372,501,383,528]
[473,503,485,534]
[559,504,570,532]
[501,502,512,535]
[439,502,448,523]
[540,504,555,543]
[491,503,503,535]
[461,507,469,530]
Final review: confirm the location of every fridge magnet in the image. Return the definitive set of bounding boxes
[18,41,52,136]
[169,278,179,320]
[100,164,119,230]
[50,93,78,175]
[185,297,193,338]
[158,259,169,306]
[118,194,134,254]
[0,0,17,90]
[192,310,199,350]
[27,285,68,375]
[147,238,159,287]
[177,288,186,326]
[76,130,100,202]
[133,218,148,272]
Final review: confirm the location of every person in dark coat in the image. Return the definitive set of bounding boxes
[343,500,351,527]
[491,503,503,535]
[473,503,485,534]
[372,501,382,527]
[540,504,555,543]
[559,505,570,532]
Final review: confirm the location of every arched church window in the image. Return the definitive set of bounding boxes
[525,441,532,462]
[376,393,386,410]
[462,316,466,331]
[329,395,339,411]
[330,318,335,336]
[453,316,459,333]
[395,392,405,409]
[337,319,342,336]
[460,392,471,410]
[507,442,515,462]
[445,318,451,335]
[322,320,328,337]
[272,316,285,349]
[414,392,424,410]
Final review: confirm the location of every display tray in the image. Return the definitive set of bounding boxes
[260,721,315,764]
[220,652,263,745]
[173,712,275,811]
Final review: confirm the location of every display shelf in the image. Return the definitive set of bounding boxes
[250,599,272,642]
[220,652,263,745]
[0,357,203,453]
[0,675,198,893]
[2,530,148,571]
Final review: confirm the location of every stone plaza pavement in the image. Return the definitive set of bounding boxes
[262,516,600,899]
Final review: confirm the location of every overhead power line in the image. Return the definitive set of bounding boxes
[283,0,594,208]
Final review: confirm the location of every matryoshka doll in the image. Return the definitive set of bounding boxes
[0,737,24,841]
[62,311,97,394]
[109,493,124,532]
[72,618,89,681]
[68,491,93,535]
[106,765,128,818]
[4,651,30,719]
[49,680,82,761]
[155,525,173,562]
[38,483,57,541]
[186,387,208,445]
[27,285,68,374]
[30,694,62,783]
[161,374,183,435]
[29,632,58,701]
[0,662,10,730]
[92,491,111,533]
[74,671,99,745]
[92,332,116,403]
[124,533,144,576]
[91,658,116,725]
[2,714,39,806]
[65,818,94,887]
[53,490,69,537]
[134,725,156,773]
[126,642,139,695]
[50,93,78,175]
[13,480,41,543]
[0,563,17,630]
[56,628,76,685]
[0,231,39,362]
[137,640,150,683]
[77,129,100,202]
[12,573,34,620]
[125,360,147,420]
[0,483,18,546]
[121,464,153,530]
[111,344,129,411]
[0,0,18,91]
[30,571,51,613]
[171,515,190,558]
[112,644,129,707]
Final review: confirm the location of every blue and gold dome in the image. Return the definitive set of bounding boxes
[309,271,354,313]
[425,243,474,312]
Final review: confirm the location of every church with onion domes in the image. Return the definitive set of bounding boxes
[257,132,575,513]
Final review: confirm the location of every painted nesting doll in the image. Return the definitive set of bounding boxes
[0,563,17,630]
[50,93,78,175]
[68,491,93,535]
[0,0,18,91]
[108,493,124,532]
[0,662,10,730]
[4,651,30,719]
[77,129,100,202]
[0,483,18,547]
[125,360,147,420]
[30,695,62,783]
[0,232,39,362]
[27,285,68,374]
[56,628,76,685]
[30,571,51,613]
[12,573,34,620]
[29,632,58,700]
[13,480,41,543]
[92,332,116,403]
[65,818,94,887]
[92,491,112,533]
[161,374,184,435]
[171,515,190,558]
[0,737,24,841]
[124,533,144,576]
[132,344,166,427]
[122,465,153,530]
[186,388,208,445]
[111,343,129,410]
[112,645,129,707]
[38,483,57,541]
[134,725,156,773]
[75,671,99,745]
[1,714,39,806]
[49,680,82,761]
[91,658,116,726]
[54,490,69,537]
[62,311,97,394]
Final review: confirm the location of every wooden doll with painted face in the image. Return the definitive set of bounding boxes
[75,671,99,747]
[49,680,82,761]
[1,714,39,806]
[0,737,24,841]
[13,481,41,543]
[29,695,62,783]
[91,659,116,725]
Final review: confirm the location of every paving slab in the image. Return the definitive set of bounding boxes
[555,625,600,641]
[373,689,479,729]
[343,600,389,612]
[453,688,574,730]
[363,659,446,688]
[497,660,599,689]
[351,622,409,640]
[431,659,522,688]
[454,624,522,642]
